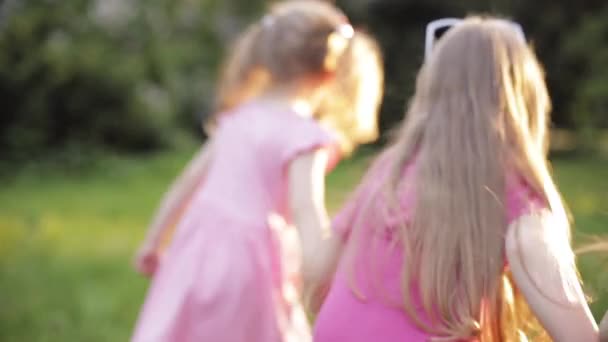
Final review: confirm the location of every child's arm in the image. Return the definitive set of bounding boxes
[134,140,214,276]
[506,211,599,341]
[288,148,343,313]
[600,310,608,342]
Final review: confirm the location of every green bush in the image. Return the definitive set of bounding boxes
[0,1,168,160]
[0,0,267,161]
[564,9,608,153]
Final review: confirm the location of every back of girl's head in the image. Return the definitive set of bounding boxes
[409,17,551,162]
[359,17,568,340]
[214,0,348,112]
[317,31,384,155]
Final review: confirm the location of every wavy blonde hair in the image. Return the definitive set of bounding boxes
[214,0,348,113]
[317,31,384,155]
[350,17,575,341]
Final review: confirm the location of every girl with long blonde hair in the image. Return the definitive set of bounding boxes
[130,1,384,341]
[313,17,598,341]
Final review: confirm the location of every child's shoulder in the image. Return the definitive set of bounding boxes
[220,101,340,160]
[279,115,340,168]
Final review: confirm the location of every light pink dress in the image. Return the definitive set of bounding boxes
[314,151,544,342]
[132,102,338,342]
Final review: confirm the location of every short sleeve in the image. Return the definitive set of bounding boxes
[280,118,341,172]
[505,174,547,224]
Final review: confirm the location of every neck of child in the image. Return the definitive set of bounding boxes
[258,83,322,118]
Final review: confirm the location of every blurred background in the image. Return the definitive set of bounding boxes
[0,0,606,341]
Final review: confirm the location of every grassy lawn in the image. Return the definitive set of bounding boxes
[0,147,606,341]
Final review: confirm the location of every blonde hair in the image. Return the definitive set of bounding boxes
[214,0,348,113]
[317,31,384,155]
[350,17,575,340]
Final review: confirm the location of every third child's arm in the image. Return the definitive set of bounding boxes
[288,148,342,313]
[600,310,608,342]
[506,211,599,341]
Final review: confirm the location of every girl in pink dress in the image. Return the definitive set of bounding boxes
[130,1,384,341]
[313,17,599,341]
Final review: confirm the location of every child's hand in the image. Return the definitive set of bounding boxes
[600,310,608,342]
[134,242,161,277]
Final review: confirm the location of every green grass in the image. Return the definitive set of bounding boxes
[0,147,606,341]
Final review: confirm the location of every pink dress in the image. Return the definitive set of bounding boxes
[132,103,338,342]
[313,152,543,342]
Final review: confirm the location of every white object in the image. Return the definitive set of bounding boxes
[424,18,526,60]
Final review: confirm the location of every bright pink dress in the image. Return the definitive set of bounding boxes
[314,151,543,342]
[132,102,338,342]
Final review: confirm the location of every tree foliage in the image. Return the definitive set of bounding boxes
[0,0,606,159]
[0,0,264,160]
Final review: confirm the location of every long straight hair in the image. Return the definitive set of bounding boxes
[348,17,574,340]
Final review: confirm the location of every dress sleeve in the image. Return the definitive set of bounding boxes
[280,118,341,173]
[505,174,547,224]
